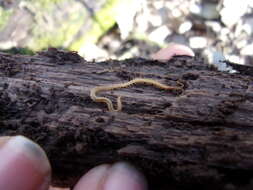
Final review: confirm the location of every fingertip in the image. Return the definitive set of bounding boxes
[0,136,51,190]
[73,164,111,190]
[74,162,147,190]
[151,43,195,60]
[104,162,148,190]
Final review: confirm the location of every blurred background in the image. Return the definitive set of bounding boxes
[0,0,253,189]
[0,0,253,66]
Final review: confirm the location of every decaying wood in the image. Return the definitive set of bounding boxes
[0,49,253,189]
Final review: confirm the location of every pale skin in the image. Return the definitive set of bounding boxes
[0,44,194,190]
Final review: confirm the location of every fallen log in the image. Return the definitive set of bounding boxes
[0,49,253,189]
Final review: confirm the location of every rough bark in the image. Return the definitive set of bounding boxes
[0,49,253,189]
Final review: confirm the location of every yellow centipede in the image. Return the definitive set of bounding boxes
[90,78,183,112]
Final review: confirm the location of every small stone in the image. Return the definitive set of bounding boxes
[190,3,201,15]
[166,34,188,45]
[220,0,249,27]
[228,54,245,65]
[178,21,192,34]
[115,0,141,39]
[79,43,108,61]
[149,14,163,27]
[243,17,253,35]
[204,49,238,73]
[189,36,207,49]
[205,21,222,33]
[153,1,164,9]
[240,43,253,56]
[234,21,244,38]
[190,2,219,20]
[219,28,230,42]
[134,0,150,33]
[235,39,247,49]
[201,2,219,20]
[203,48,225,66]
[171,9,182,18]
[0,41,17,50]
[148,25,172,44]
[119,46,138,59]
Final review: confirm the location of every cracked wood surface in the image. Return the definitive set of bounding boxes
[0,49,253,189]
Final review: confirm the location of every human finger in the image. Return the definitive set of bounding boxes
[0,136,51,190]
[151,43,195,60]
[73,162,147,190]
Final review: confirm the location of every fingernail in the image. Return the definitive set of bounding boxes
[0,136,51,190]
[104,162,148,190]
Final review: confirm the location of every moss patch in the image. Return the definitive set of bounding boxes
[27,0,87,51]
[27,0,65,9]
[69,0,122,50]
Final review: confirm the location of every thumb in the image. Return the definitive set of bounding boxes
[0,136,51,190]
